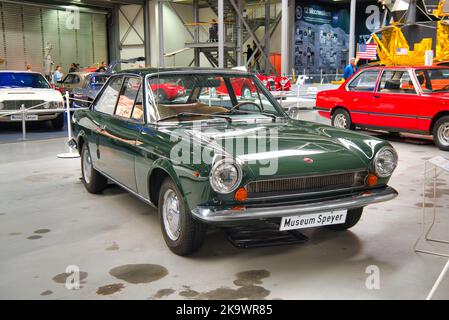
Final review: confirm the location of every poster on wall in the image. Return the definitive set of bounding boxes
[294,0,349,75]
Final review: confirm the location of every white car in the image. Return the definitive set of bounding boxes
[0,71,65,130]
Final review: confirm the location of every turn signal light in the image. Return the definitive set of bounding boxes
[234,187,248,202]
[365,174,378,187]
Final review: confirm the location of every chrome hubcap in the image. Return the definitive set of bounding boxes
[334,114,348,129]
[437,122,449,146]
[162,189,181,241]
[82,148,92,184]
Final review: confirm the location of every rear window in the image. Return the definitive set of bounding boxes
[0,72,50,89]
[415,68,449,93]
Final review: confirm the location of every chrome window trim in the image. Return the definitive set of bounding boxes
[345,69,381,92]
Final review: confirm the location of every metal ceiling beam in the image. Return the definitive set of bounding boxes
[228,0,276,73]
[4,0,145,9]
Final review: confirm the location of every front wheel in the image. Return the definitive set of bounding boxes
[331,109,355,130]
[325,207,363,231]
[81,144,108,194]
[433,116,449,151]
[158,178,206,256]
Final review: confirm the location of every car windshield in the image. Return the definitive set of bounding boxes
[415,68,449,93]
[90,75,108,86]
[0,72,50,89]
[147,74,285,122]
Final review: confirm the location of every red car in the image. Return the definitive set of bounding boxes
[257,74,291,91]
[150,82,186,101]
[315,66,449,151]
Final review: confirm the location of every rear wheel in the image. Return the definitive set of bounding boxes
[81,144,107,194]
[158,178,206,256]
[325,207,363,231]
[433,116,449,151]
[331,109,354,130]
[51,113,64,130]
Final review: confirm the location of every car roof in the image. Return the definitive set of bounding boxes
[119,67,253,77]
[0,70,45,75]
[363,65,449,70]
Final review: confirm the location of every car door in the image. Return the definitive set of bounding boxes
[370,69,420,130]
[99,76,143,191]
[90,75,125,174]
[344,69,380,125]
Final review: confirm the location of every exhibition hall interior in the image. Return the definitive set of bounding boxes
[1,0,449,301]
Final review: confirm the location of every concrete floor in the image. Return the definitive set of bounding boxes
[1,110,449,300]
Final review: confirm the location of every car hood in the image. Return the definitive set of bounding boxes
[0,88,63,102]
[160,118,386,177]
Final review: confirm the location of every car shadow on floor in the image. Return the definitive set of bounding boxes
[99,184,365,261]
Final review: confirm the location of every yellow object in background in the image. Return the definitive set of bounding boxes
[372,1,449,66]
[372,26,433,66]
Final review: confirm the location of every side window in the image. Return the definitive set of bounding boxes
[378,70,416,94]
[132,86,144,121]
[347,71,379,92]
[94,76,123,115]
[73,76,80,84]
[115,77,142,120]
[63,74,74,84]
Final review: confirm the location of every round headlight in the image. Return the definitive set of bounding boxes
[374,146,398,178]
[209,159,242,194]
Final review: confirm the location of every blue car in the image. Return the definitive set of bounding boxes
[71,73,109,108]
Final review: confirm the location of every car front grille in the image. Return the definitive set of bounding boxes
[246,170,368,197]
[2,100,49,110]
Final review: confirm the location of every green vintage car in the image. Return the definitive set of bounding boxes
[72,68,399,255]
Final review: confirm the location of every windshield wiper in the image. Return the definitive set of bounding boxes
[214,109,279,122]
[157,112,232,123]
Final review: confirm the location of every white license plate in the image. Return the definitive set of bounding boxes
[280,210,347,231]
[10,114,38,121]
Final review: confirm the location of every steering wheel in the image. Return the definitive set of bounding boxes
[229,101,263,113]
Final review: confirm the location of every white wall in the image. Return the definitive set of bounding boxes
[118,4,145,69]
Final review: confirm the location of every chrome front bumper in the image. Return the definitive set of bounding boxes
[191,186,398,223]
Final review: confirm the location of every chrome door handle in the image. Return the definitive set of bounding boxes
[100,124,107,131]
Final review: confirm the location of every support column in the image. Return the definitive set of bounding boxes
[281,0,288,76]
[349,0,356,60]
[264,0,270,74]
[107,4,121,62]
[193,0,200,67]
[237,0,243,66]
[218,0,224,68]
[158,0,165,67]
[144,0,151,66]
